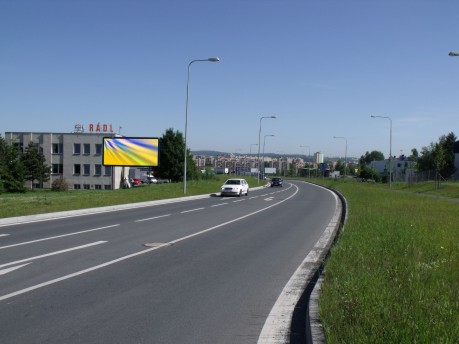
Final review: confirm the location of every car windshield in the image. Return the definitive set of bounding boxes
[225,180,241,185]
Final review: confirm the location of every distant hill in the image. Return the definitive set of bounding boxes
[192,150,229,156]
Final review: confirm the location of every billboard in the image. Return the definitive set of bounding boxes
[102,137,159,167]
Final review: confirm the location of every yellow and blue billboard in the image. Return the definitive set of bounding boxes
[102,137,159,167]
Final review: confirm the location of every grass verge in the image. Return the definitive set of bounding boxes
[0,175,261,219]
[316,179,459,343]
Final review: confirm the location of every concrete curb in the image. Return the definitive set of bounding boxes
[307,186,348,344]
[0,185,269,227]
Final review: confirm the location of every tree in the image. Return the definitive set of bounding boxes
[358,165,381,182]
[21,142,50,189]
[359,150,385,167]
[408,148,419,161]
[417,132,457,180]
[158,128,199,182]
[334,160,345,175]
[439,132,457,178]
[0,135,26,193]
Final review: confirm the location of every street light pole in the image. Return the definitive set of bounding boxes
[257,116,276,184]
[371,115,392,188]
[300,145,311,178]
[262,134,275,178]
[183,57,220,194]
[249,143,258,155]
[333,137,348,176]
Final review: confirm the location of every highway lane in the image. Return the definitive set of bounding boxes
[0,181,339,343]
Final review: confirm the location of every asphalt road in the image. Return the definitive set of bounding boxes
[0,181,339,344]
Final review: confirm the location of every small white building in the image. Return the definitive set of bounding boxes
[369,156,416,182]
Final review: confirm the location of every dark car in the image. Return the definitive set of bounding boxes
[270,177,283,187]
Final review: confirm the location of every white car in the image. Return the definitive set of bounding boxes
[220,178,249,197]
[140,174,157,184]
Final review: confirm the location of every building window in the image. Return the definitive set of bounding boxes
[52,143,63,154]
[95,184,102,190]
[83,184,90,190]
[104,166,112,176]
[95,144,102,155]
[74,143,81,154]
[83,164,90,175]
[52,164,63,174]
[74,164,81,175]
[84,143,90,155]
[94,164,102,176]
[104,185,112,190]
[74,184,81,190]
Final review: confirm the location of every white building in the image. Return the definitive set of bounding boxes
[369,157,416,182]
[5,131,128,190]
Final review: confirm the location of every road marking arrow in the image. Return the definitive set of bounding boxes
[0,263,31,276]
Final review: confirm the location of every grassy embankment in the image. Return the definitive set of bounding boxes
[0,175,258,219]
[315,180,459,343]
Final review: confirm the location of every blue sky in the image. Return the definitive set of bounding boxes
[1,0,458,159]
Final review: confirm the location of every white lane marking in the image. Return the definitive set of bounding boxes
[0,242,170,302]
[257,184,340,344]
[135,214,171,222]
[181,207,205,214]
[169,187,299,246]
[211,203,228,207]
[0,225,119,250]
[0,194,213,228]
[0,185,300,302]
[0,241,107,269]
[0,263,31,276]
[264,197,274,201]
[232,199,246,203]
[0,234,10,237]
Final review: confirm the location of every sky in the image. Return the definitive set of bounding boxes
[1,0,458,159]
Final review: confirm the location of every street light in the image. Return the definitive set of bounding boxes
[448,51,459,56]
[257,116,276,184]
[249,143,258,155]
[300,145,311,178]
[183,57,220,194]
[371,115,392,188]
[262,134,275,179]
[333,136,347,177]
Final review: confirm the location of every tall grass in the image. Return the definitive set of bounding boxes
[317,180,459,343]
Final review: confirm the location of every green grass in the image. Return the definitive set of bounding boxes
[2,177,458,341]
[392,180,459,198]
[315,179,459,343]
[0,175,261,218]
